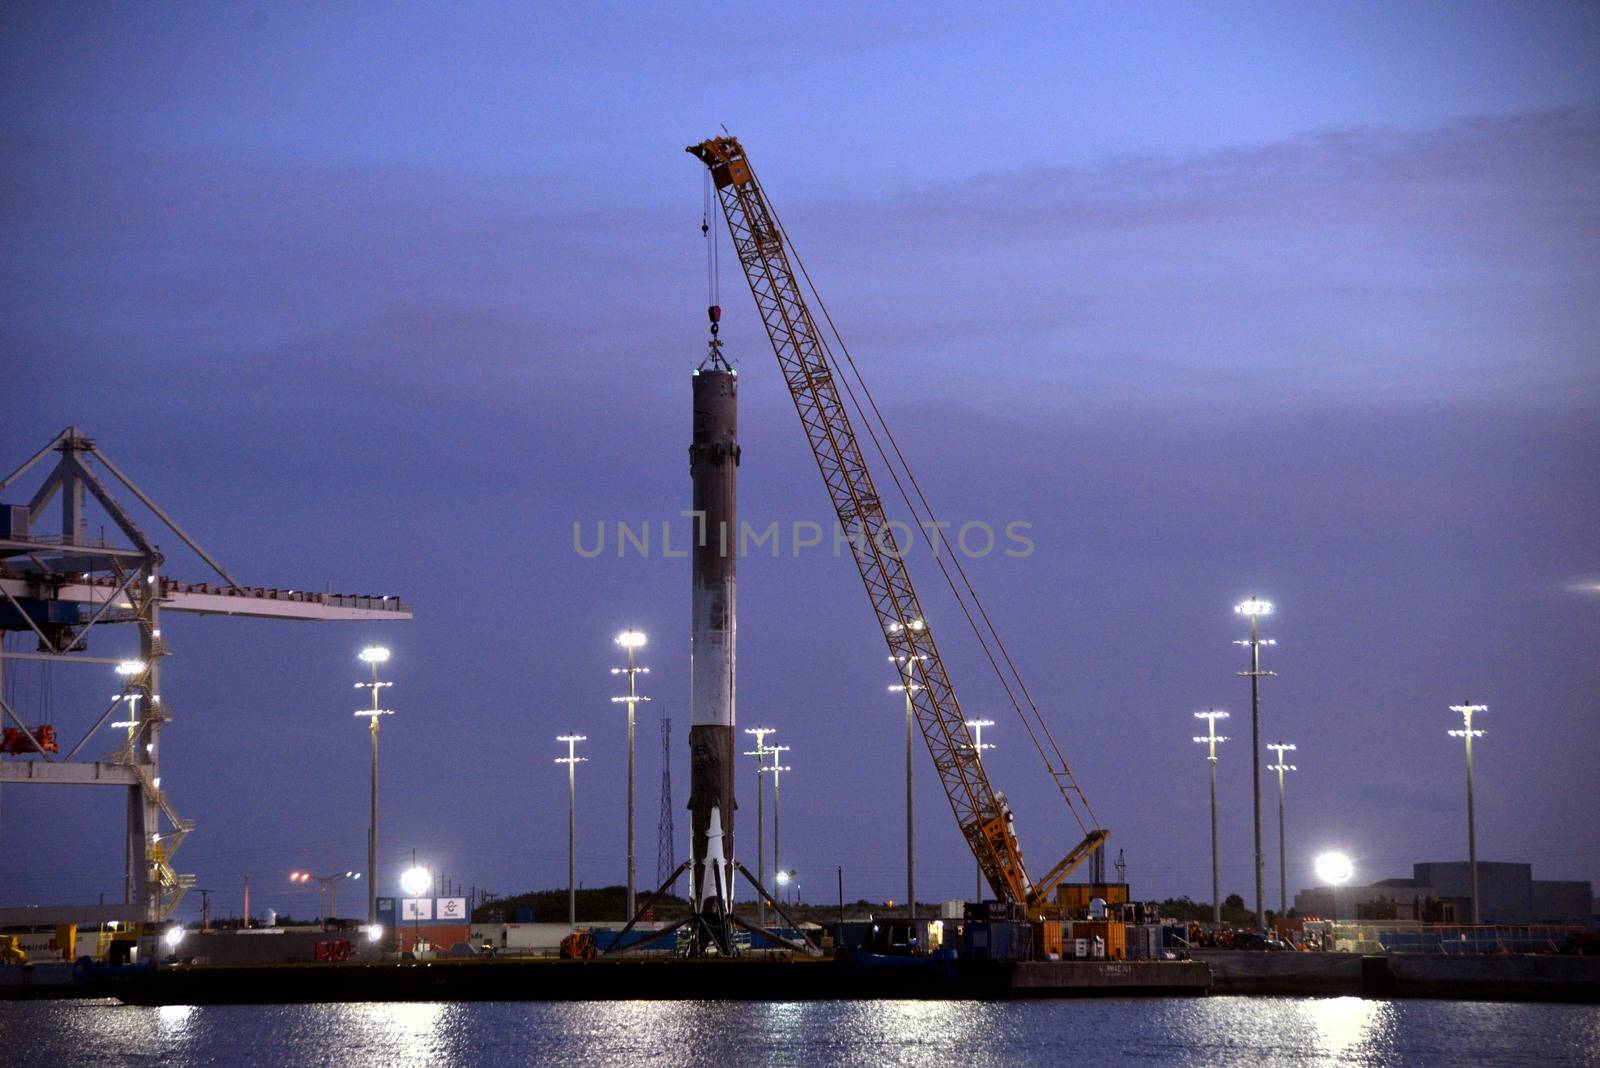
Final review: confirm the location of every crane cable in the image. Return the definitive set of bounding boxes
[702,170,720,313]
[759,178,1101,834]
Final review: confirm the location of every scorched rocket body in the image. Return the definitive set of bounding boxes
[688,354,739,953]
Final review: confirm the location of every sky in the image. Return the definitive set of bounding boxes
[2,2,1597,923]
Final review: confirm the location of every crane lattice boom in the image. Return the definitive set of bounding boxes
[688,136,1105,911]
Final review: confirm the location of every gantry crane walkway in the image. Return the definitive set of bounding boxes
[0,427,409,923]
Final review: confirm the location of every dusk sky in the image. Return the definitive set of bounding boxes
[3,3,1597,923]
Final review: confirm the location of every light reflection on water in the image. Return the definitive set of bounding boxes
[1307,996,1392,1060]
[9,996,1598,1067]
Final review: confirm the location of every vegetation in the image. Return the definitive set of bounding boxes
[474,885,896,926]
[1155,894,1280,928]
[475,885,690,924]
[480,887,1297,930]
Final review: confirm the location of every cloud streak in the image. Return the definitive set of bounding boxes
[7,109,1596,419]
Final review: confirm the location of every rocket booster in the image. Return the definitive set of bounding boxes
[689,365,738,914]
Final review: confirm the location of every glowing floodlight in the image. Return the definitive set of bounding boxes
[1315,852,1354,886]
[400,866,431,897]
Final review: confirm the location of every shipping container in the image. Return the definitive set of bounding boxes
[959,921,1031,961]
[1055,883,1131,910]
[832,919,945,956]
[964,900,1026,924]
[1124,924,1164,959]
[1162,924,1195,949]
[1036,920,1069,959]
[399,924,470,954]
[1070,920,1126,959]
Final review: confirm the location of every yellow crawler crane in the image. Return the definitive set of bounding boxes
[0,935,27,964]
[689,136,1107,914]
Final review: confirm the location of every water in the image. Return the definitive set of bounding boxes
[5,997,1597,1066]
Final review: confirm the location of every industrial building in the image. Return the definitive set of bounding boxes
[1295,862,1592,923]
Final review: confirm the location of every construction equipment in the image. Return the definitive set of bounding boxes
[1,725,58,754]
[0,935,27,964]
[688,135,1107,915]
[560,928,597,960]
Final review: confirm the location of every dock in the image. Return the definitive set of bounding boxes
[9,951,1599,1003]
[13,956,1206,1004]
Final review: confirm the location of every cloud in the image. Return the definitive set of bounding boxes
[6,109,1597,421]
[776,109,1600,409]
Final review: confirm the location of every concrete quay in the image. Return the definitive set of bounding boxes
[87,956,1207,1004]
[1195,950,1600,1002]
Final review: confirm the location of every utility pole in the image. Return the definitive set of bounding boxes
[354,646,394,928]
[1267,743,1297,917]
[1448,702,1488,925]
[1193,709,1231,927]
[1234,597,1276,931]
[242,874,250,929]
[556,735,587,929]
[964,718,995,900]
[890,674,924,921]
[743,726,775,927]
[611,630,649,921]
[196,888,212,932]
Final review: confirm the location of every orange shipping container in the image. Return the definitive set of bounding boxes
[1038,921,1068,958]
[399,924,471,954]
[1055,883,1130,910]
[1069,921,1127,960]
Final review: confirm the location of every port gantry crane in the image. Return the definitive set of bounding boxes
[0,427,410,925]
[688,136,1107,915]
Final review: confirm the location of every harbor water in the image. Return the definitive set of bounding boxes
[6,996,1597,1066]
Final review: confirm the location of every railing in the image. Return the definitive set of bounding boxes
[1,532,123,549]
[1324,921,1588,954]
[54,573,412,613]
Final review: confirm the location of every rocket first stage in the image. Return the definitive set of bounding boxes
[688,318,739,951]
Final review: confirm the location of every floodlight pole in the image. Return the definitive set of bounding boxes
[1194,709,1230,927]
[1267,743,1297,917]
[904,688,914,921]
[890,678,923,921]
[743,727,775,928]
[368,713,378,926]
[964,718,994,900]
[611,631,649,922]
[354,647,394,927]
[557,735,588,929]
[761,750,791,900]
[1449,702,1488,925]
[1235,598,1276,931]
